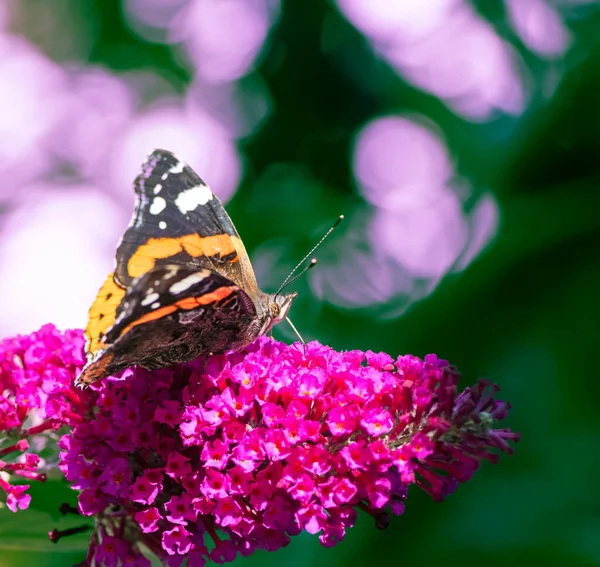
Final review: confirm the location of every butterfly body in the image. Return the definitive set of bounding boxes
[75,150,295,388]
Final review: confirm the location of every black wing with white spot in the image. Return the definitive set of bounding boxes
[114,150,259,299]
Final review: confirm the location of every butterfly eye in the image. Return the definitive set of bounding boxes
[270,303,281,318]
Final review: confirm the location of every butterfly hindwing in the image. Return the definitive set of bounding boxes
[105,264,255,344]
[76,264,257,388]
[114,150,259,298]
[85,273,127,356]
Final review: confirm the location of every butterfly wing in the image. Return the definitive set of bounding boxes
[85,149,260,361]
[77,264,258,388]
[115,149,258,294]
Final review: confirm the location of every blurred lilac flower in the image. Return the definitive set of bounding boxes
[505,0,571,58]
[51,67,136,183]
[171,0,280,84]
[0,184,127,336]
[312,116,499,312]
[335,0,526,120]
[355,116,500,280]
[354,116,471,280]
[122,0,188,42]
[113,103,241,205]
[0,35,66,199]
[123,0,280,85]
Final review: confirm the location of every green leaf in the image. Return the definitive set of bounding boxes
[0,507,91,552]
[25,478,80,519]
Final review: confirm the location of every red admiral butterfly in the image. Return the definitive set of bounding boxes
[76,150,340,388]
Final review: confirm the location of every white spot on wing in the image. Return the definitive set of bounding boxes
[159,221,167,230]
[149,197,166,215]
[174,185,213,214]
[169,161,185,174]
[141,292,160,306]
[165,266,179,279]
[153,184,162,195]
[161,172,168,181]
[151,302,160,309]
[91,349,105,362]
[169,272,207,295]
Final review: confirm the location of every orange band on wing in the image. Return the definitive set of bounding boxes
[175,296,200,310]
[119,304,179,337]
[118,286,237,339]
[187,285,236,306]
[127,234,241,278]
[85,273,127,356]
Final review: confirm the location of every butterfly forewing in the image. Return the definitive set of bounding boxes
[114,149,259,298]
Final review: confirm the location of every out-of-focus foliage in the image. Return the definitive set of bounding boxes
[0,0,599,565]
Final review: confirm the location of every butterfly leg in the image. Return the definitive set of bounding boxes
[200,353,213,376]
[74,350,119,389]
[284,316,306,356]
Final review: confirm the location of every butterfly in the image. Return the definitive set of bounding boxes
[75,149,297,388]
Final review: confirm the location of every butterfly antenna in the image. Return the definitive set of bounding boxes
[279,258,317,292]
[275,214,344,297]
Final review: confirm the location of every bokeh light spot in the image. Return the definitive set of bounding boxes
[336,0,526,120]
[506,0,571,58]
[112,103,241,206]
[0,186,127,335]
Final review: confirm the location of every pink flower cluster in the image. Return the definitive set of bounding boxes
[0,324,87,512]
[56,336,518,566]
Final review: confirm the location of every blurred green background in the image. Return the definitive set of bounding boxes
[1,0,599,565]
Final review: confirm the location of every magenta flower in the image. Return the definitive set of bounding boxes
[57,335,517,565]
[0,325,519,565]
[0,324,88,512]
